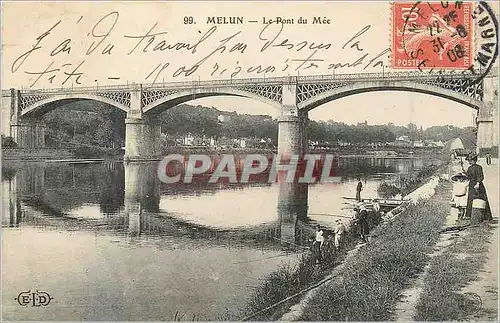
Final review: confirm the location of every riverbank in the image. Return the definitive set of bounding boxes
[413,158,498,321]
[160,146,443,158]
[230,165,446,321]
[293,177,448,321]
[1,146,125,160]
[1,148,75,160]
[1,145,446,161]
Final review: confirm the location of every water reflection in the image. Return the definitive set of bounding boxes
[2,157,440,242]
[2,156,442,320]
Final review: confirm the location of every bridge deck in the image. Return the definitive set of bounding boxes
[2,71,494,95]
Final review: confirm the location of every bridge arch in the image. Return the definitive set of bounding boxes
[21,93,129,117]
[142,88,282,115]
[298,81,484,112]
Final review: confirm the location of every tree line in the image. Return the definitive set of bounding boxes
[1,101,475,150]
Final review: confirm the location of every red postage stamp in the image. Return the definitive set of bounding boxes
[392,2,473,70]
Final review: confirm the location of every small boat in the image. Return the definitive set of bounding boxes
[342,196,403,211]
[342,196,403,202]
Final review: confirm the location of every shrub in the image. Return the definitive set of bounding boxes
[1,135,18,148]
[377,182,401,198]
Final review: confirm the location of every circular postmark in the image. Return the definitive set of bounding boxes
[459,292,483,316]
[392,1,498,83]
[470,1,499,83]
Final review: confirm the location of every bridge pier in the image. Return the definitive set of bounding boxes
[124,163,160,236]
[2,175,22,227]
[277,113,308,159]
[299,111,309,155]
[10,123,28,147]
[277,180,308,245]
[277,115,302,158]
[10,121,46,148]
[124,163,143,236]
[124,85,162,161]
[277,81,310,159]
[476,102,496,156]
[124,118,161,161]
[476,76,498,156]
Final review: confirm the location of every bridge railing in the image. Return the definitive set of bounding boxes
[17,83,135,94]
[136,71,486,91]
[141,76,291,90]
[14,70,495,95]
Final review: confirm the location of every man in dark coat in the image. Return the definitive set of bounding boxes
[356,179,363,201]
[354,203,370,243]
[463,153,492,221]
[485,153,490,165]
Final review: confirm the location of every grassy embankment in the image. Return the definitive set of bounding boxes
[414,224,495,320]
[228,165,445,321]
[295,180,451,321]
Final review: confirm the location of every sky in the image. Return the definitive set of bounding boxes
[2,1,497,130]
[191,91,477,128]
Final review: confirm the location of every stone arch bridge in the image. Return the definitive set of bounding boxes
[2,72,497,160]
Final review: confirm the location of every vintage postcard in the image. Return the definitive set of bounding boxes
[1,1,498,321]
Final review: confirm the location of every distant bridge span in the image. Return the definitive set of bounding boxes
[2,71,497,159]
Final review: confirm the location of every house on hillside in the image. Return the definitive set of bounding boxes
[184,133,195,146]
[413,140,424,147]
[394,135,412,147]
[424,140,445,148]
[217,114,231,123]
[433,140,444,147]
[233,138,246,148]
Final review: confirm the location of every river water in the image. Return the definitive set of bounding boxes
[1,156,441,321]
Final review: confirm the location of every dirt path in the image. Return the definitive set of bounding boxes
[394,158,498,321]
[393,177,456,321]
[459,158,498,321]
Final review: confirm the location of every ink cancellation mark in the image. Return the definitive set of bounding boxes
[460,292,482,316]
[392,1,473,70]
[470,2,499,83]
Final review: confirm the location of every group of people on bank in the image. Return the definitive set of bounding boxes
[312,151,494,264]
[312,199,381,264]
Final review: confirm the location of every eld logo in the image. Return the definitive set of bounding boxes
[15,290,53,307]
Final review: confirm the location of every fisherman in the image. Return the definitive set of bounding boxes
[322,233,336,262]
[372,198,381,224]
[356,178,363,201]
[354,203,370,243]
[312,225,324,264]
[334,219,346,251]
[485,152,492,165]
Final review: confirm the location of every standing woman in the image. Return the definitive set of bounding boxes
[463,153,493,221]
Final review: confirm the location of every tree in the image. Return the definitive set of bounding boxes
[1,135,17,148]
